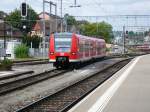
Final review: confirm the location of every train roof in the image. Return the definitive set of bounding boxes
[76,34,105,42]
[54,32,72,37]
[54,32,105,42]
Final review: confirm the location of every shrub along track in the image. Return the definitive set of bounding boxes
[16,58,131,112]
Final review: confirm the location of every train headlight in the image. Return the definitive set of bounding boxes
[50,52,54,55]
[71,52,76,55]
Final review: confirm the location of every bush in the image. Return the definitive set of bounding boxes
[14,44,29,58]
[22,35,42,48]
[0,59,13,71]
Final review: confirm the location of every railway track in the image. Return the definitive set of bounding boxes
[16,58,131,112]
[0,57,114,95]
[0,70,34,81]
[13,59,48,63]
[0,69,69,95]
[13,59,49,66]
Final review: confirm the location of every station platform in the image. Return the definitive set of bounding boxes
[68,54,150,112]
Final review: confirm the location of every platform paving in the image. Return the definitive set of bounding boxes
[69,54,150,112]
[103,54,150,112]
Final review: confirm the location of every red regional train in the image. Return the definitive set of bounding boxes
[49,32,106,68]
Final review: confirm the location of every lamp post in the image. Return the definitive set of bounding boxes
[3,17,6,59]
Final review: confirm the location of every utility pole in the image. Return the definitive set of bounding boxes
[3,20,6,59]
[55,4,57,32]
[50,2,57,33]
[123,25,126,54]
[64,15,68,32]
[50,2,52,34]
[60,0,63,32]
[96,17,98,34]
[43,0,57,58]
[43,0,46,58]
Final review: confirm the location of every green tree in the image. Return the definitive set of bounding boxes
[5,5,38,33]
[26,6,39,32]
[5,9,22,29]
[0,11,7,19]
[64,14,77,31]
[22,35,42,48]
[128,31,134,36]
[80,21,114,43]
[64,14,77,26]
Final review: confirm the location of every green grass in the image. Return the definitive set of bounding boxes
[14,44,29,58]
[0,59,12,71]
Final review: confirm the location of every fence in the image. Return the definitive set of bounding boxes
[29,48,49,58]
[1,15,150,59]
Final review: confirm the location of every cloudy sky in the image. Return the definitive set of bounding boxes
[1,0,150,30]
[1,0,150,16]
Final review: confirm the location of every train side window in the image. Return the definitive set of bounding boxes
[79,40,84,52]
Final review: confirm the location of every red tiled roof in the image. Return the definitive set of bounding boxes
[33,22,41,31]
[39,13,50,20]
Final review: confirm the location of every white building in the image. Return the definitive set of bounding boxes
[0,40,21,59]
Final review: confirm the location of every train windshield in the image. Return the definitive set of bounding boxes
[54,34,72,52]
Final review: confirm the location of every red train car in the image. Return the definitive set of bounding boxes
[49,32,106,68]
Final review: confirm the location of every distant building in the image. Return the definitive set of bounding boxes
[31,12,63,38]
[30,12,65,53]
[0,40,21,59]
[136,32,150,53]
[0,11,23,41]
[0,21,23,41]
[144,33,150,44]
[31,22,43,37]
[0,11,7,20]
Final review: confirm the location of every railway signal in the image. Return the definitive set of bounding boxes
[21,2,27,17]
[125,31,129,38]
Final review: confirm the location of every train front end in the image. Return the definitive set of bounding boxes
[49,33,78,68]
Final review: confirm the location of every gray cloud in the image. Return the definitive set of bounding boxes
[0,0,150,16]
